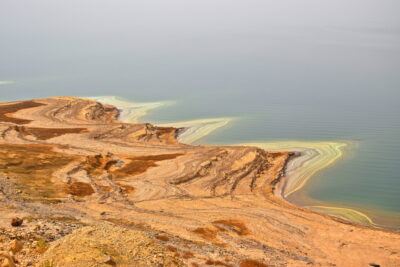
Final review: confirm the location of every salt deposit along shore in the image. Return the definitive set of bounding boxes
[238,142,379,227]
[0,97,399,266]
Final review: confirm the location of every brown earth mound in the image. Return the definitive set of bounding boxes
[38,224,184,267]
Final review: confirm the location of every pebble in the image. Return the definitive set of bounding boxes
[11,217,23,227]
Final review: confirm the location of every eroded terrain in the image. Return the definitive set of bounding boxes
[0,97,399,267]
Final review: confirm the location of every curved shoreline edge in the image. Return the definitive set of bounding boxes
[158,117,234,144]
[306,206,375,226]
[238,142,378,226]
[88,95,174,123]
[238,141,347,197]
[88,95,235,144]
[92,96,375,227]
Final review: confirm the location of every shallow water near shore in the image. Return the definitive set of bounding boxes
[1,0,400,229]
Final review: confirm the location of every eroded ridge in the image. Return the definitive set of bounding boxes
[0,97,398,267]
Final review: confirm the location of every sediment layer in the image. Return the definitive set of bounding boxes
[238,142,347,197]
[239,142,381,227]
[0,97,399,267]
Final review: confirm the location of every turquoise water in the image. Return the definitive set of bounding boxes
[1,0,399,228]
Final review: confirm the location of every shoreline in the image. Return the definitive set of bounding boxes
[236,141,377,227]
[89,96,235,144]
[93,96,382,228]
[1,96,399,266]
[238,141,347,197]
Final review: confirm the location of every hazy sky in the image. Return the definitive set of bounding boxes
[1,0,399,106]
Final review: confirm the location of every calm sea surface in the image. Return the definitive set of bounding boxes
[1,0,399,228]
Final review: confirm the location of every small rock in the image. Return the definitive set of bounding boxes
[11,217,23,227]
[369,264,380,267]
[101,255,116,265]
[100,212,106,215]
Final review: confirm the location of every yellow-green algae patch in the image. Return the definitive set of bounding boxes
[0,80,15,85]
[306,205,375,226]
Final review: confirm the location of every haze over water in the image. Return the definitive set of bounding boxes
[1,1,400,228]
